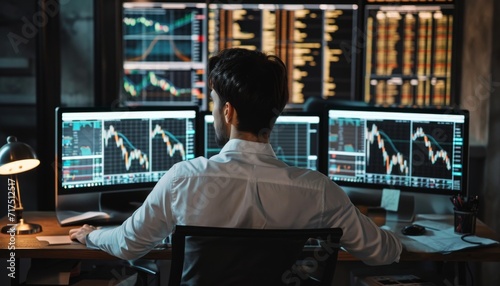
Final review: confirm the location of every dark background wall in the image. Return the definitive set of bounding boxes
[481,0,500,282]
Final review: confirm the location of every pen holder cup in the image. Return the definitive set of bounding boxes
[454,209,477,234]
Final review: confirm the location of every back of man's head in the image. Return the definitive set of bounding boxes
[208,48,289,137]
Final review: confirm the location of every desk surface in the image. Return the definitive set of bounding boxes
[1,212,499,262]
[0,212,168,260]
[343,213,500,262]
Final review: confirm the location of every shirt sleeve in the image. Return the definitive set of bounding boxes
[86,166,177,261]
[323,181,402,265]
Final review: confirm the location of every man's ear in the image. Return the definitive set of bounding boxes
[224,101,235,124]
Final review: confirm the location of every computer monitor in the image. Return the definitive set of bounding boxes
[120,1,359,108]
[326,106,469,218]
[203,112,321,171]
[208,1,359,105]
[121,1,209,108]
[55,106,198,225]
[362,3,458,106]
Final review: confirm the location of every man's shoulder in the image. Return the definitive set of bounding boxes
[290,167,348,192]
[173,156,210,170]
[287,166,328,179]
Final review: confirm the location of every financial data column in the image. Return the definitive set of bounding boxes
[62,121,103,186]
[208,4,358,104]
[122,2,208,107]
[364,4,454,106]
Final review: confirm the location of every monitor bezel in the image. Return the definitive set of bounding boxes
[55,105,199,197]
[324,105,469,196]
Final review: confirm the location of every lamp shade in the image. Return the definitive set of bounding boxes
[0,136,40,175]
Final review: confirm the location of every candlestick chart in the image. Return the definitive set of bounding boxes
[150,118,195,171]
[103,120,150,174]
[328,115,459,188]
[58,108,198,191]
[411,123,453,179]
[365,121,411,176]
[327,108,467,193]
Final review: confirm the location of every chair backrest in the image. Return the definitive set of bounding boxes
[168,225,343,286]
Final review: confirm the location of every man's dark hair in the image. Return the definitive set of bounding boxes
[208,48,289,137]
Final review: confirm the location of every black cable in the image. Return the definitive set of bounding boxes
[460,234,483,245]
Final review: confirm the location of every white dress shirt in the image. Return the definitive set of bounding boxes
[87,139,402,265]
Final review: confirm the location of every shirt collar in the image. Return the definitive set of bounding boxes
[219,139,277,157]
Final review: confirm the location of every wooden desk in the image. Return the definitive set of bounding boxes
[338,217,500,262]
[1,212,499,286]
[0,212,169,260]
[1,211,499,262]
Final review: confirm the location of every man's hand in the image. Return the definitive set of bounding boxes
[69,224,97,245]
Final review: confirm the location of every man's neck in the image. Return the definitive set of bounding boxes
[229,126,270,143]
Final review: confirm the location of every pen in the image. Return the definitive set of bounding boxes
[450,195,479,212]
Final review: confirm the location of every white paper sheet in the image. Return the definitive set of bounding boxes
[36,235,75,245]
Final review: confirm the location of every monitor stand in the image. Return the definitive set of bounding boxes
[56,189,149,226]
[100,190,149,223]
[385,194,415,223]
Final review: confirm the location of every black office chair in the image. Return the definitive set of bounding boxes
[168,225,343,286]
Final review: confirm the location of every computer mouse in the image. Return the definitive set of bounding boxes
[401,224,426,236]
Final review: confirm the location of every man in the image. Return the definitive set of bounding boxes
[70,47,401,270]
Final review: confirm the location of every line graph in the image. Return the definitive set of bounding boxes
[411,123,453,179]
[123,71,194,102]
[103,120,150,174]
[365,121,410,176]
[123,8,203,63]
[151,124,186,160]
[151,118,195,171]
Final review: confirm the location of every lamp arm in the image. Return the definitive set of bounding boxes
[14,174,23,211]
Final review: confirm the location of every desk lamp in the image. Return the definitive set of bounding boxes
[0,136,42,234]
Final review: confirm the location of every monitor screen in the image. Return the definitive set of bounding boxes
[121,1,208,107]
[363,3,456,106]
[203,112,321,171]
[208,1,359,105]
[326,106,468,195]
[57,107,197,193]
[120,1,359,108]
[55,106,197,224]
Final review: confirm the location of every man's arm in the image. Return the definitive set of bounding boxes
[324,181,403,265]
[68,168,177,260]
